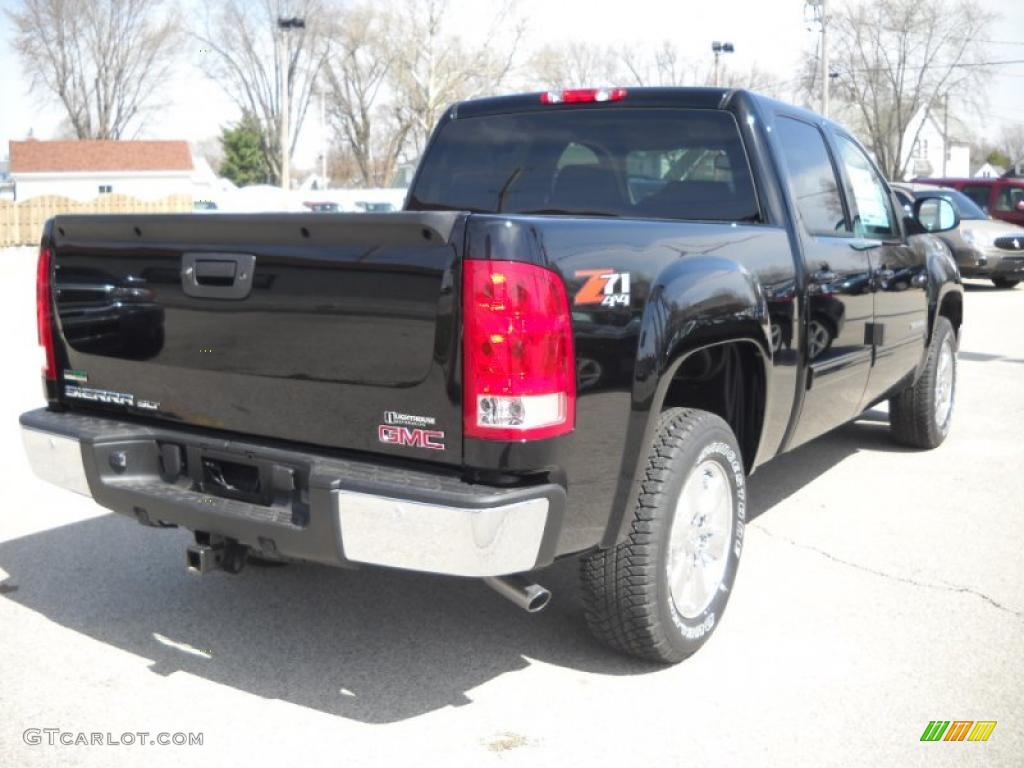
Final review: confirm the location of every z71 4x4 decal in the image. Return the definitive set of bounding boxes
[574,269,631,307]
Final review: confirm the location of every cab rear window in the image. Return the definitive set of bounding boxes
[408,108,759,223]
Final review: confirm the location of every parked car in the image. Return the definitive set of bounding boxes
[354,201,395,212]
[892,183,1024,288]
[22,87,963,664]
[913,176,1024,228]
[302,201,340,213]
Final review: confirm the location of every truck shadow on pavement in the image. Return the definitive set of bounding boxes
[0,409,907,723]
[0,511,650,723]
[745,409,912,521]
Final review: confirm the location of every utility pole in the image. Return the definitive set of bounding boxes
[806,0,829,117]
[277,16,306,191]
[820,0,829,117]
[320,87,327,187]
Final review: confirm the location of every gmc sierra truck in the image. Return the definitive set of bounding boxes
[21,88,964,663]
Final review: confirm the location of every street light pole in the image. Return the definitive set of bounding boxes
[711,41,734,88]
[277,16,306,191]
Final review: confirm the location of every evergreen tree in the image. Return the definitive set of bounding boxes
[220,112,271,186]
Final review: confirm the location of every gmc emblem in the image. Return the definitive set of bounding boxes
[378,425,445,451]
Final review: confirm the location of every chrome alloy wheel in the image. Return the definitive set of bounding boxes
[666,459,734,620]
[934,336,956,430]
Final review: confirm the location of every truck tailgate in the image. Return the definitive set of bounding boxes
[47,212,464,465]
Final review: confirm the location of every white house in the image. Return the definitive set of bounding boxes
[8,139,194,201]
[899,106,970,181]
[974,162,1006,179]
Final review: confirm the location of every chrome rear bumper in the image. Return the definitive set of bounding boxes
[21,427,91,496]
[20,408,564,577]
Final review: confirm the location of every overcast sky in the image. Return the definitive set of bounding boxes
[1,0,1021,168]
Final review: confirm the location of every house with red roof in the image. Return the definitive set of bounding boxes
[7,139,194,201]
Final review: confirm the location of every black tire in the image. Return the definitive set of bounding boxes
[991,277,1020,289]
[889,317,957,449]
[580,408,746,664]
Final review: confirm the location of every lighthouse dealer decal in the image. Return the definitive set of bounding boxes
[378,411,445,451]
[574,269,631,307]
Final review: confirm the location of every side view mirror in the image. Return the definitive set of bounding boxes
[913,196,960,233]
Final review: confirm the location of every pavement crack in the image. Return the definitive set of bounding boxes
[752,524,1024,620]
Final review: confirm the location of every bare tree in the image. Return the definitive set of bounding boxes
[532,42,623,89]
[389,0,524,155]
[323,6,407,187]
[194,0,330,184]
[192,136,225,173]
[815,0,994,180]
[717,62,785,96]
[620,42,703,87]
[998,124,1024,170]
[551,40,785,94]
[7,0,180,139]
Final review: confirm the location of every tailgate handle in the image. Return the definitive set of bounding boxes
[181,253,256,299]
[195,259,236,285]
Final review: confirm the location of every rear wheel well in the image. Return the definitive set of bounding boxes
[661,342,765,473]
[938,291,963,342]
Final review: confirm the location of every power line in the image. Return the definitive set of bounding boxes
[976,109,1024,122]
[836,58,1024,75]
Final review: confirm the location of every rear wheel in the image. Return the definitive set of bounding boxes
[889,317,957,449]
[580,408,746,664]
[992,277,1020,289]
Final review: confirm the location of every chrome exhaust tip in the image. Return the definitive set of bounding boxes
[484,574,551,613]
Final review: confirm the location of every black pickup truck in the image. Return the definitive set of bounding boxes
[21,88,963,663]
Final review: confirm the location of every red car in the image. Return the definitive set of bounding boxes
[914,176,1024,227]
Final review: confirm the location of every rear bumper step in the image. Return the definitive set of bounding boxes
[20,408,565,577]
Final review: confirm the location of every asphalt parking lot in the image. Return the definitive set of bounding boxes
[0,245,1021,767]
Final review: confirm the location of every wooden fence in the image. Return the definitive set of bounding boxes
[0,194,193,247]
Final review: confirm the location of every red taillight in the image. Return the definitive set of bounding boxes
[540,88,627,105]
[37,247,56,381]
[463,259,575,441]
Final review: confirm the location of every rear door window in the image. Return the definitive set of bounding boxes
[774,116,851,236]
[409,108,760,222]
